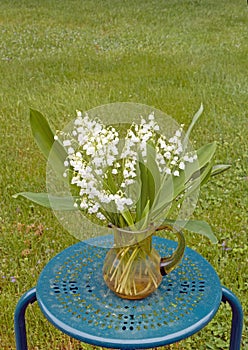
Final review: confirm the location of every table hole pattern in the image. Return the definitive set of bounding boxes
[37,236,221,343]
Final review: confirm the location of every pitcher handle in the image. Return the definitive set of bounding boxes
[156,225,186,276]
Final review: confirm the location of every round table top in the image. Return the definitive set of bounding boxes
[37,236,222,349]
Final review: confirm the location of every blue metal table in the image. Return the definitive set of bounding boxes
[14,236,243,349]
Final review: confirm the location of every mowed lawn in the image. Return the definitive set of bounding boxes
[0,0,247,349]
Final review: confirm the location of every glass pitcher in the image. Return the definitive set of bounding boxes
[102,225,185,299]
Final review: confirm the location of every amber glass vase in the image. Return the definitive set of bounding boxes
[103,225,185,300]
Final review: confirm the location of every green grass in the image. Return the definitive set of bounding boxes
[0,0,247,348]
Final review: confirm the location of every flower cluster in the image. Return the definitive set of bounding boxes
[15,105,226,243]
[121,113,197,180]
[55,111,197,225]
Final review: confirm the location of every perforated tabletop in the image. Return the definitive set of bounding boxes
[36,236,222,349]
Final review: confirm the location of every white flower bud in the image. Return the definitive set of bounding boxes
[179,162,185,170]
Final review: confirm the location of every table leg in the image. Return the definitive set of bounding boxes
[14,287,37,350]
[221,286,243,350]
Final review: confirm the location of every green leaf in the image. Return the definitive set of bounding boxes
[30,109,55,160]
[151,142,217,221]
[121,209,135,228]
[163,219,218,243]
[183,104,204,148]
[151,170,185,220]
[210,164,231,176]
[196,141,217,170]
[184,161,214,196]
[146,143,161,207]
[183,142,217,184]
[136,156,148,219]
[138,199,151,230]
[13,192,77,211]
[30,109,67,176]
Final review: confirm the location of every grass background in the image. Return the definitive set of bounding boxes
[0,0,247,348]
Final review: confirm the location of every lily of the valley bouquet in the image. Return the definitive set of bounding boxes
[15,105,229,299]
